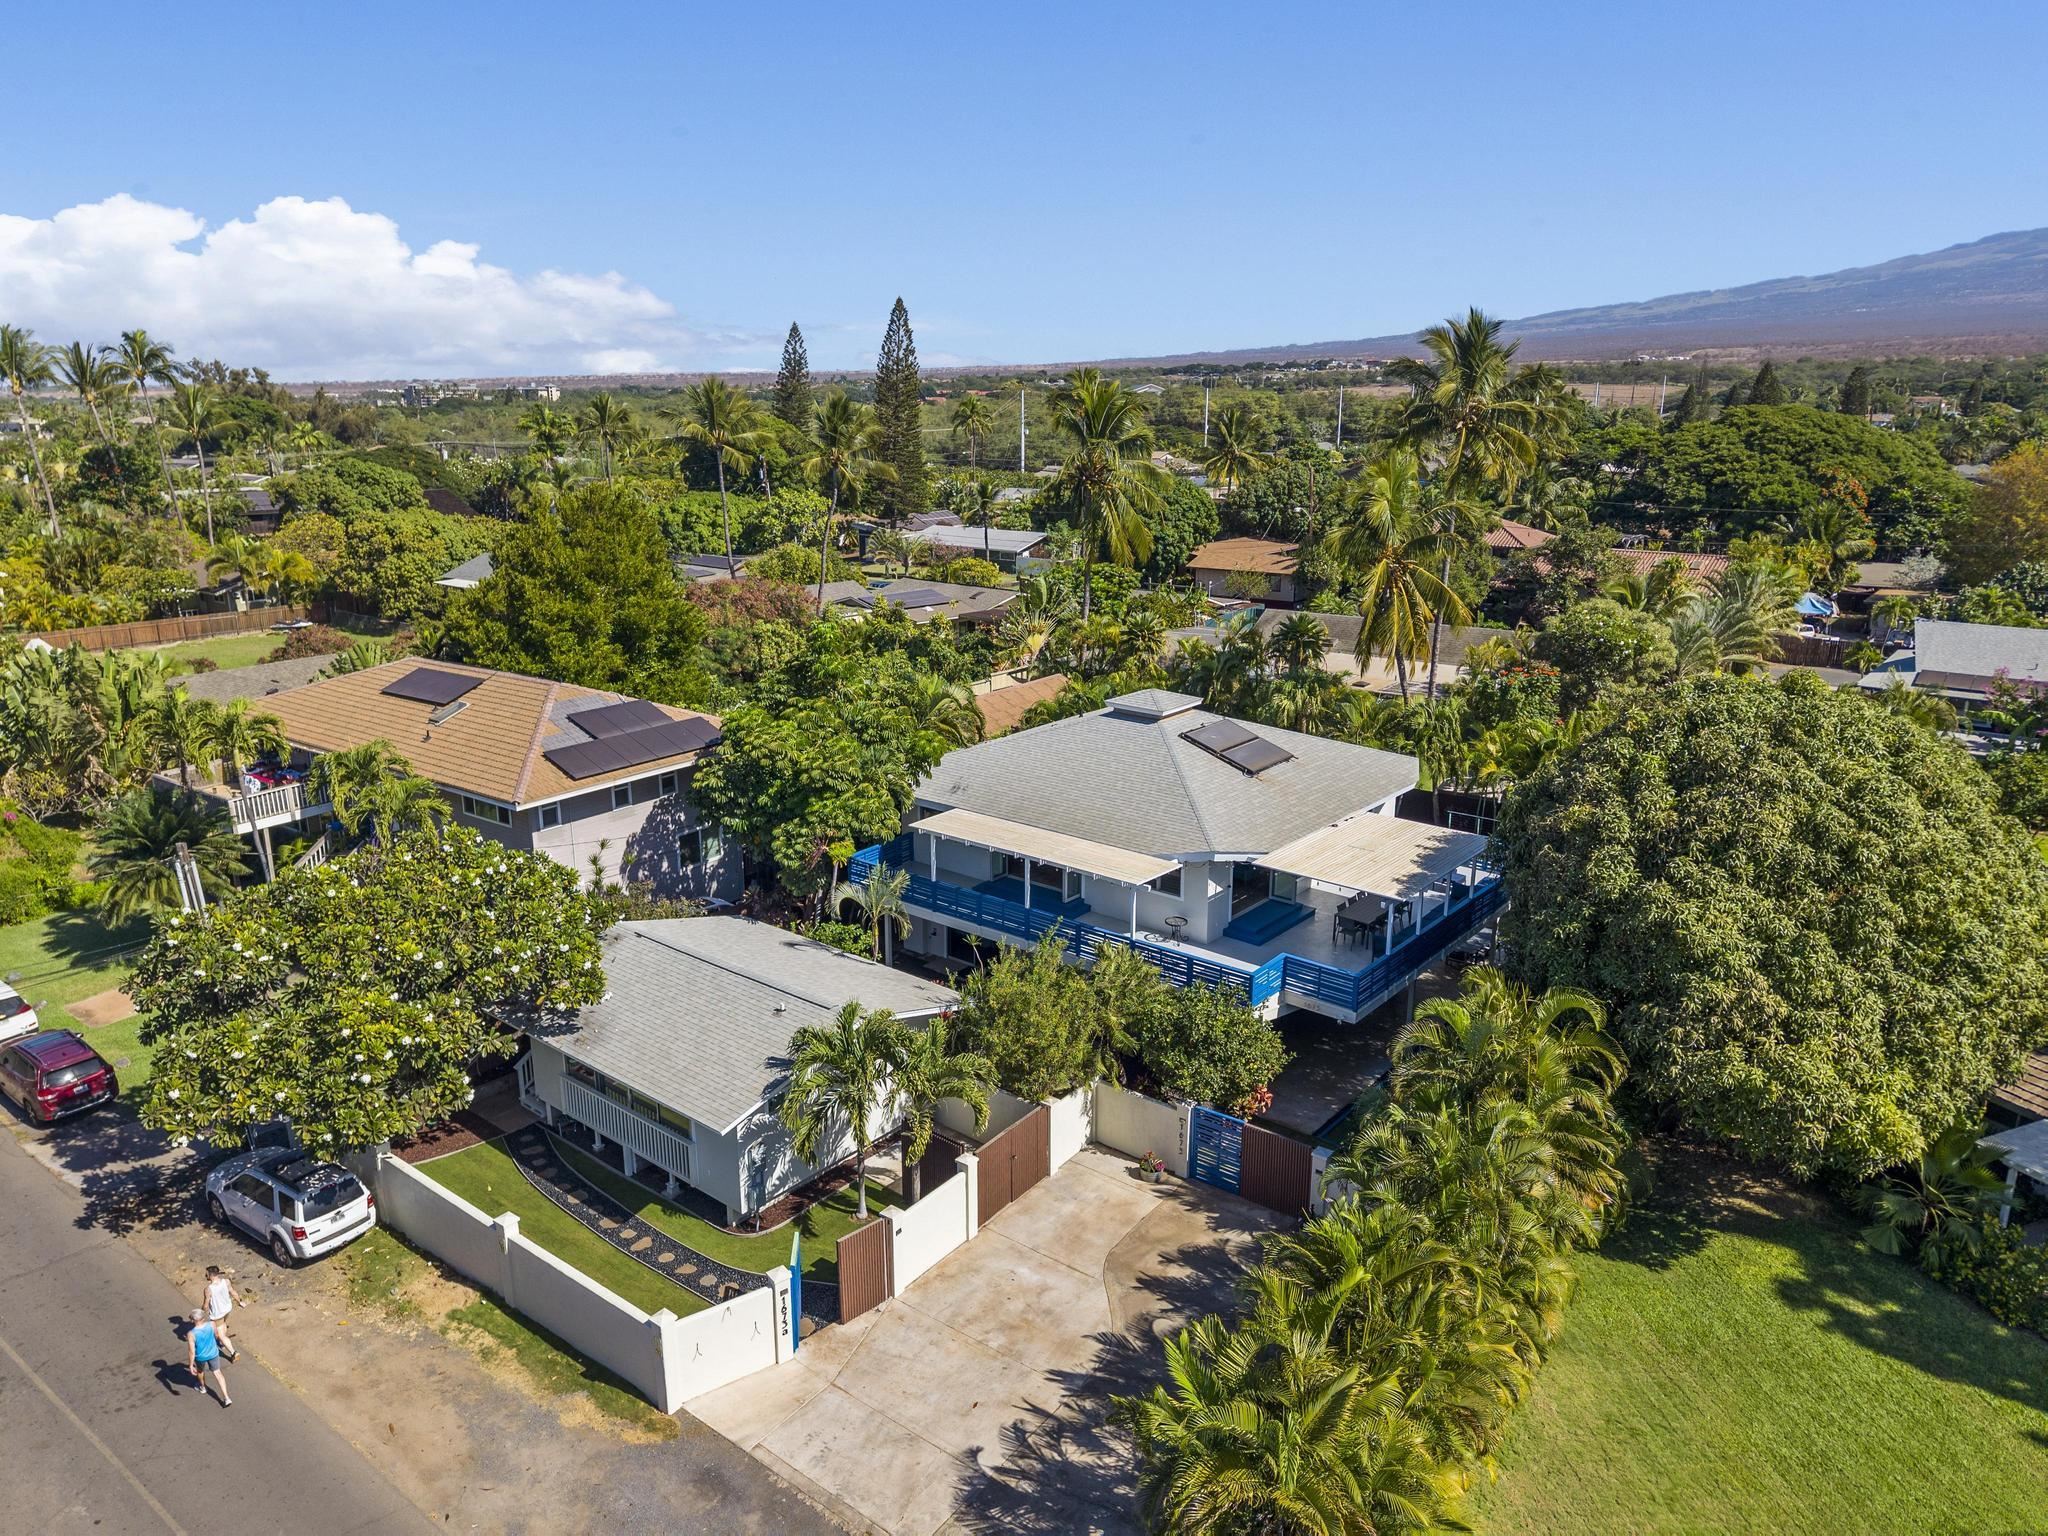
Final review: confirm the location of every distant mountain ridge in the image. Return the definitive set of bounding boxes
[1109,227,2048,366]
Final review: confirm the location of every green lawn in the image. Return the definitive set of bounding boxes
[551,1133,898,1285]
[122,620,386,676]
[1471,1146,2048,1535]
[415,1138,707,1318]
[0,910,149,1032]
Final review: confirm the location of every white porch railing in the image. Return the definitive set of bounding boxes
[515,1054,542,1115]
[293,825,345,871]
[561,1078,693,1183]
[227,782,311,832]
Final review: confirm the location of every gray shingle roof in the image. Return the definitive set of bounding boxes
[1912,620,2048,687]
[915,704,1418,859]
[178,654,335,702]
[550,918,957,1134]
[436,552,496,587]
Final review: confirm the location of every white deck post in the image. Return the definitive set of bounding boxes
[1129,884,1139,934]
[1023,858,1033,910]
[927,834,937,882]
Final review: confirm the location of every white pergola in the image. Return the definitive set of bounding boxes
[1980,1119,2048,1227]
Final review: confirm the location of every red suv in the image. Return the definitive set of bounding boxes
[0,1031,119,1125]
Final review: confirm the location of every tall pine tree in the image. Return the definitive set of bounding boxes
[1747,359,1786,406]
[872,297,931,524]
[1838,364,1873,417]
[773,323,815,433]
[1669,367,1710,426]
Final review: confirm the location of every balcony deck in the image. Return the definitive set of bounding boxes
[853,839,1502,1023]
[154,772,329,834]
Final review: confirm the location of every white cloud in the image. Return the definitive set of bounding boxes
[0,193,763,379]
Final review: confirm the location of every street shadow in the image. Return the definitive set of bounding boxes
[946,1218,1266,1534]
[38,1107,210,1237]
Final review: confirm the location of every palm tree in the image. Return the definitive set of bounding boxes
[1843,639,1884,675]
[163,382,219,543]
[675,378,769,568]
[1324,451,1469,700]
[1420,489,1486,702]
[257,544,318,604]
[205,533,267,593]
[1779,500,1875,593]
[54,341,119,445]
[89,784,250,919]
[1269,613,1332,677]
[311,740,427,841]
[576,390,635,481]
[892,1019,995,1202]
[1870,675,1958,733]
[949,394,995,468]
[1199,403,1273,498]
[116,329,180,504]
[1872,592,1918,642]
[870,528,912,577]
[1045,369,1170,620]
[206,699,287,786]
[778,1001,907,1219]
[0,324,61,533]
[804,389,895,615]
[833,862,913,961]
[1113,1300,1462,1536]
[956,476,1000,562]
[1858,1124,2008,1268]
[896,672,985,747]
[144,688,220,787]
[1603,557,1697,620]
[1388,308,1563,498]
[288,419,326,462]
[520,402,573,460]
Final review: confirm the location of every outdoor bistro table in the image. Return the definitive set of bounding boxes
[1163,915,1188,944]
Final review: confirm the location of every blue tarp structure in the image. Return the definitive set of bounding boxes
[1796,591,1837,618]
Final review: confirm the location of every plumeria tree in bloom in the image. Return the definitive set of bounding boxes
[132,825,610,1150]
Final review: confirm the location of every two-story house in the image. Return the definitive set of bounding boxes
[172,659,741,899]
[852,689,1500,1024]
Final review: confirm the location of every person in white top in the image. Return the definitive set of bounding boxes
[199,1264,246,1361]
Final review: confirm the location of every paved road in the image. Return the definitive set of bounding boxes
[0,1125,430,1536]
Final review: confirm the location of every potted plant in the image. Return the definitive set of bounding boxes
[1139,1152,1167,1184]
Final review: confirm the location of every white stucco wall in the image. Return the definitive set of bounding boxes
[888,1163,975,1290]
[1094,1082,1193,1177]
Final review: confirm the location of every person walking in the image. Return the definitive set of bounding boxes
[186,1308,232,1407]
[199,1264,245,1360]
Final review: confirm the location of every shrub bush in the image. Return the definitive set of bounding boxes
[1128,985,1289,1113]
[0,812,83,924]
[1925,1218,2048,1334]
[267,624,356,661]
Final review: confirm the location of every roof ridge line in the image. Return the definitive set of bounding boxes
[1158,709,1218,851]
[511,679,564,804]
[620,922,895,1016]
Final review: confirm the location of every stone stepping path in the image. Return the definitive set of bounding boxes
[503,1128,769,1310]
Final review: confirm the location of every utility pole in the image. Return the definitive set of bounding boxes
[1657,374,1668,416]
[1018,385,1027,473]
[1335,385,1344,449]
[1202,379,1211,447]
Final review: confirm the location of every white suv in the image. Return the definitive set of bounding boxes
[0,983,39,1044]
[205,1148,377,1266]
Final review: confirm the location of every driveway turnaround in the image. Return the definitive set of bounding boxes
[690,1145,1283,1535]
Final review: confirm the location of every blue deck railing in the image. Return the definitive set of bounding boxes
[851,837,1503,1014]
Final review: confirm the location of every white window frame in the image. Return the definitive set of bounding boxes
[535,802,562,830]
[1149,865,1183,898]
[611,784,634,812]
[657,771,678,798]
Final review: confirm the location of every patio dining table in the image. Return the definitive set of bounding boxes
[1334,894,1390,945]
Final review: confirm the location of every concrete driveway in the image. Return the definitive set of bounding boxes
[689,1145,1282,1535]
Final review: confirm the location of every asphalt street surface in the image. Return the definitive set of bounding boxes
[0,1123,430,1536]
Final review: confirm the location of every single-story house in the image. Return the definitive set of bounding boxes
[520,917,958,1224]
[1860,619,2048,704]
[1484,522,1733,585]
[1186,537,1301,605]
[241,487,283,536]
[1252,612,1508,693]
[1483,518,1553,554]
[436,552,496,590]
[905,524,1048,571]
[678,553,751,583]
[812,578,1016,627]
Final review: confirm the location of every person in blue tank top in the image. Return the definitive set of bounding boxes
[186,1307,233,1406]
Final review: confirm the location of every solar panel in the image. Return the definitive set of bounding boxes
[568,699,671,739]
[878,587,950,610]
[381,668,482,706]
[543,717,723,779]
[1182,719,1256,754]
[1223,737,1295,775]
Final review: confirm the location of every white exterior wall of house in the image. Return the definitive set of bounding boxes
[526,768,741,900]
[1190,567,1298,604]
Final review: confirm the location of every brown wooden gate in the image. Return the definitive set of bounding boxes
[1240,1123,1315,1217]
[974,1104,1051,1226]
[836,1216,894,1322]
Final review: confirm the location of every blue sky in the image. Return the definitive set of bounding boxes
[4,0,2043,378]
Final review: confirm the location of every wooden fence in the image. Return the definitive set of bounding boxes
[974,1103,1051,1225]
[1240,1123,1316,1217]
[27,604,313,653]
[836,1216,894,1322]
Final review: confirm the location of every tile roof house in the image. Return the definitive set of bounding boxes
[520,917,957,1222]
[178,660,739,899]
[972,672,1069,737]
[1993,1049,2048,1126]
[859,690,1501,1024]
[1483,519,1553,553]
[1608,547,1731,580]
[1186,537,1301,605]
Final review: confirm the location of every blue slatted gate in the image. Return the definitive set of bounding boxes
[1189,1106,1245,1194]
